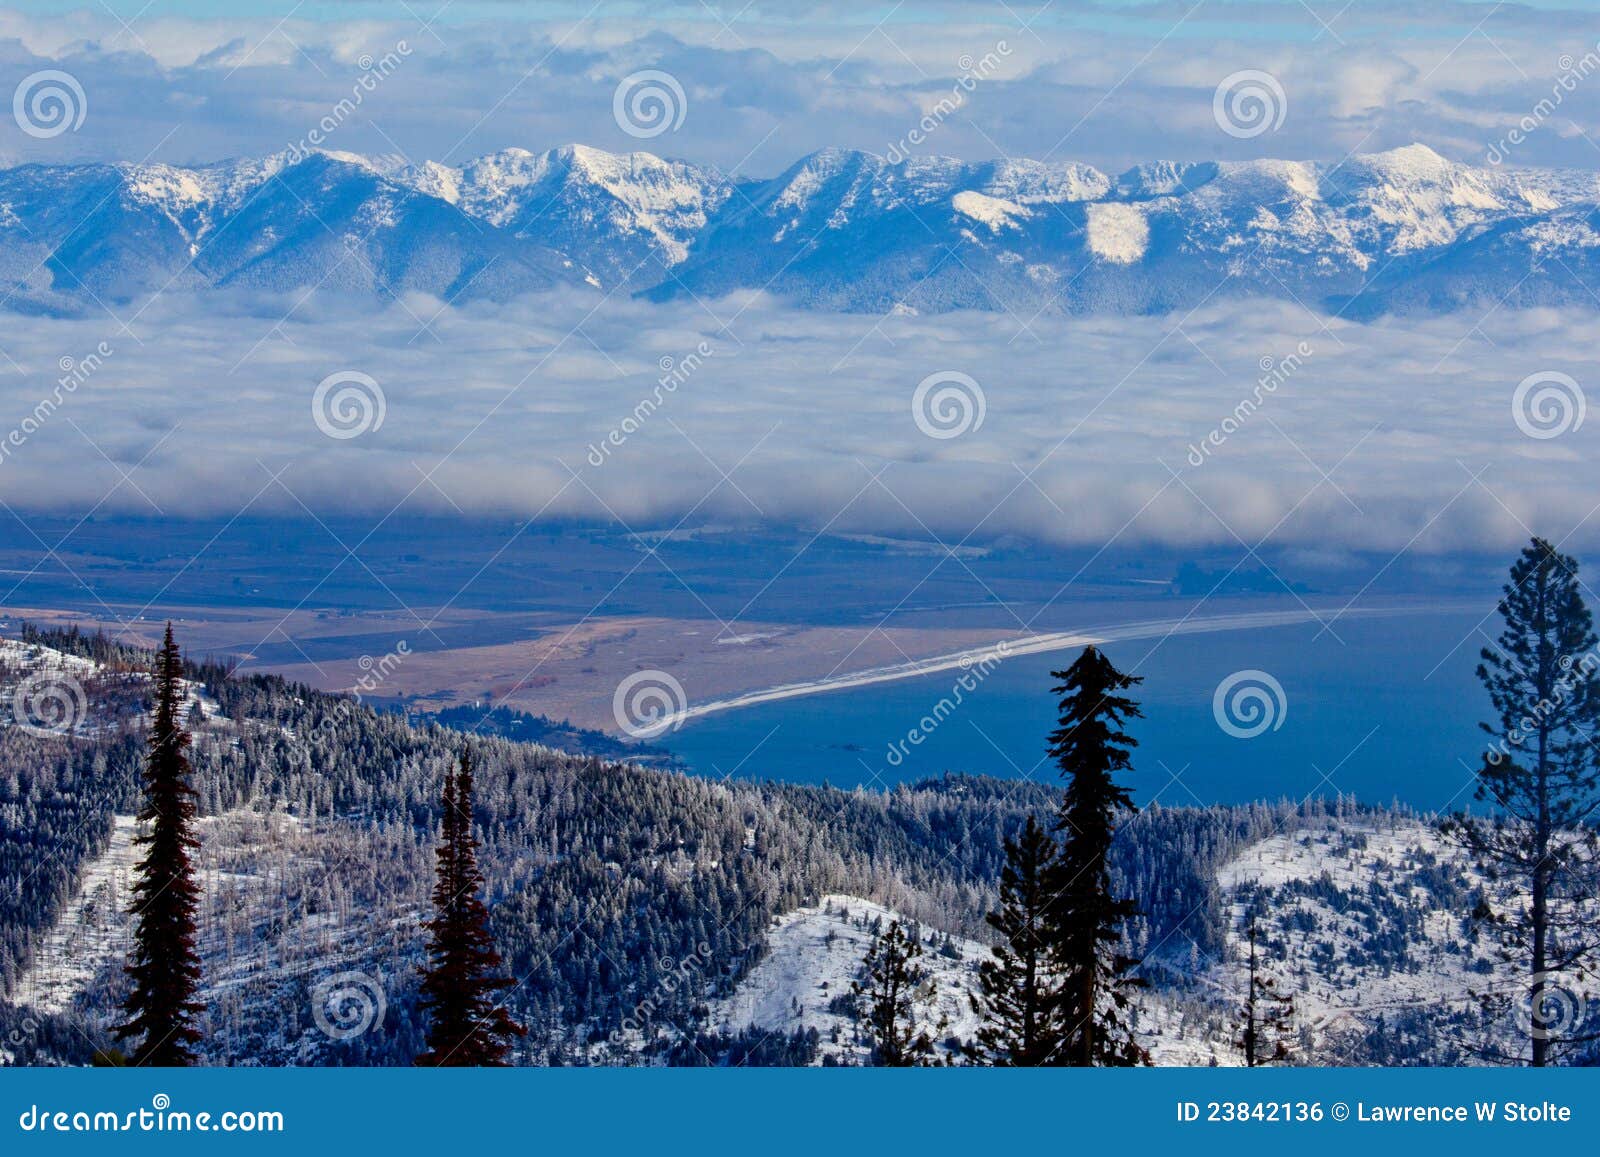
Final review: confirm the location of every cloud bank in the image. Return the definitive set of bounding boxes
[0,289,1595,556]
[4,2,1600,174]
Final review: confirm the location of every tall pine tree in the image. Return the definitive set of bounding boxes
[1457,537,1600,1065]
[112,624,204,1066]
[1237,917,1294,1066]
[972,814,1066,1065]
[853,920,940,1066]
[416,747,526,1066]
[1044,645,1150,1066]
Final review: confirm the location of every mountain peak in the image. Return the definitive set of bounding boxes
[1351,142,1453,181]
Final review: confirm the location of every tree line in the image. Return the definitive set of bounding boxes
[854,537,1600,1068]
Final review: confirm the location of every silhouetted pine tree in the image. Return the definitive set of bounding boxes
[1238,916,1294,1065]
[112,624,204,1066]
[1453,537,1600,1066]
[1044,645,1149,1066]
[853,920,939,1066]
[972,814,1066,1065]
[416,747,526,1066]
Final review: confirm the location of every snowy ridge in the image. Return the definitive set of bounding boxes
[14,806,422,1065]
[707,895,983,1064]
[712,818,1597,1066]
[0,637,224,737]
[7,142,1600,313]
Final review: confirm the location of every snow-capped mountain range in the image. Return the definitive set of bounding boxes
[5,141,1600,316]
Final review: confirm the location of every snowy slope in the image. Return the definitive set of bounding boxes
[707,895,983,1064]
[711,818,1597,1066]
[1,637,224,737]
[14,805,423,1065]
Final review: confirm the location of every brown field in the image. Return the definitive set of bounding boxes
[1,603,1028,734]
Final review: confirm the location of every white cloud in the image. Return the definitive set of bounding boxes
[2,3,1600,173]
[0,289,1594,556]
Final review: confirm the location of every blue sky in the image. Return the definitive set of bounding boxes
[5,1,1600,173]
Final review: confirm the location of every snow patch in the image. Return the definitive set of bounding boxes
[1087,202,1149,263]
[952,190,1031,232]
[709,895,982,1064]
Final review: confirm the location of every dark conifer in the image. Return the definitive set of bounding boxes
[1453,537,1600,1065]
[112,623,204,1066]
[972,814,1066,1065]
[416,747,526,1065]
[1238,917,1294,1065]
[1044,645,1150,1066]
[853,920,940,1066]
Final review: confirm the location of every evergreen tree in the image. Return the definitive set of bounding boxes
[1456,537,1600,1065]
[112,624,204,1066]
[1044,645,1150,1066]
[1237,917,1294,1065]
[416,747,526,1065]
[853,920,940,1066]
[972,814,1066,1065]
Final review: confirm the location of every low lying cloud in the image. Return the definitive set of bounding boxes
[0,289,1595,556]
[3,3,1600,173]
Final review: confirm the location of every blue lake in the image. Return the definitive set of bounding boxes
[664,610,1491,811]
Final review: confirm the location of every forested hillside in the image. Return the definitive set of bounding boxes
[2,627,1582,1066]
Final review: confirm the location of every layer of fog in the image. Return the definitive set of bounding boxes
[0,290,1595,557]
